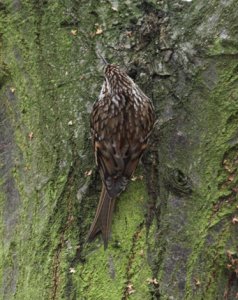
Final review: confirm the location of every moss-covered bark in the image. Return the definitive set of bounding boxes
[1,0,238,299]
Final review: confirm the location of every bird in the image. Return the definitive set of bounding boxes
[87,59,156,249]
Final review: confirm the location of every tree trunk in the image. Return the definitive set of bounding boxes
[1,1,238,299]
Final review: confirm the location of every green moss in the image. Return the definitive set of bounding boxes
[209,38,238,56]
[181,57,238,299]
[73,180,152,299]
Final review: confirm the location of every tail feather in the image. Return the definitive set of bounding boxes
[87,184,116,249]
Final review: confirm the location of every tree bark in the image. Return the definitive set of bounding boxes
[1,1,238,299]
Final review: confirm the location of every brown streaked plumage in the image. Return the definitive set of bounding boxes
[87,63,156,248]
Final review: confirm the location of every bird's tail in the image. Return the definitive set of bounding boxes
[86,184,116,249]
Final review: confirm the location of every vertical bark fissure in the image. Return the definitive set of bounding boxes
[122,221,145,300]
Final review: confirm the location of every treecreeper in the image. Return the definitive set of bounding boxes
[87,60,156,249]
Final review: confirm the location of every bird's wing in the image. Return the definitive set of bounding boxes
[91,98,127,197]
[91,97,155,198]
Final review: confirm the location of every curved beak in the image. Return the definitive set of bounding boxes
[97,52,108,65]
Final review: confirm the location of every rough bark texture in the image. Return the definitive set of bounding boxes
[1,0,238,299]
